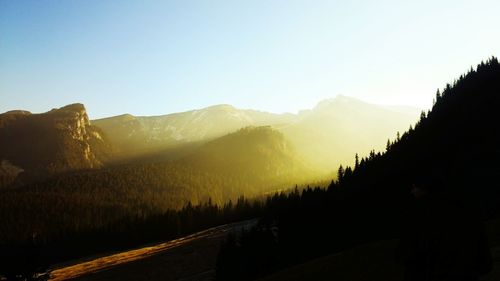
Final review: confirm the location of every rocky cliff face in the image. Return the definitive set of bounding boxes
[0,103,111,187]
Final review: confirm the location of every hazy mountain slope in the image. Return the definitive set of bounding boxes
[89,114,146,155]
[93,97,419,172]
[281,95,420,172]
[0,126,312,244]
[0,104,111,186]
[182,126,314,185]
[0,97,418,187]
[92,105,295,158]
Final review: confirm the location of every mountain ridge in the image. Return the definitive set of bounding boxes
[0,103,111,187]
[0,96,420,187]
[92,96,420,170]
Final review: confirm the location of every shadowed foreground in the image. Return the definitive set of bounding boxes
[48,219,257,281]
[257,219,500,281]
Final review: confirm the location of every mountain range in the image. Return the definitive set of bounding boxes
[93,95,420,171]
[0,96,419,188]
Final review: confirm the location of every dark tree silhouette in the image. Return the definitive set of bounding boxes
[215,57,500,280]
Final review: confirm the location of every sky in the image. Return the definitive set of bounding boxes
[1,0,499,119]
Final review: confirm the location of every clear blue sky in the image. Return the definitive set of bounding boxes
[1,0,499,119]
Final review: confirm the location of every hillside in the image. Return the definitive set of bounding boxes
[281,95,419,171]
[257,218,500,281]
[0,116,312,266]
[0,104,111,187]
[0,126,313,246]
[182,126,313,185]
[214,58,500,280]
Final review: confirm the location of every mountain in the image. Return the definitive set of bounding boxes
[281,95,420,172]
[93,97,419,171]
[0,103,111,186]
[92,105,295,159]
[0,96,419,189]
[182,126,312,185]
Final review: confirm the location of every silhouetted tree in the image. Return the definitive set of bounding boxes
[337,165,344,183]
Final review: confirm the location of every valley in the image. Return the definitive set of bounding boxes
[2,2,498,280]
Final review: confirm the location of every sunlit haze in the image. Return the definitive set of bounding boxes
[1,0,499,118]
[1,1,500,279]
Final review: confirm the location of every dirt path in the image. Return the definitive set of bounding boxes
[48,219,257,281]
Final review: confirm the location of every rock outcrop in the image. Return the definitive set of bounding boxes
[0,103,111,186]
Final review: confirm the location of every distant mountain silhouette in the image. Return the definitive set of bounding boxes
[0,104,111,186]
[92,104,295,158]
[93,97,419,171]
[0,96,418,187]
[281,95,419,172]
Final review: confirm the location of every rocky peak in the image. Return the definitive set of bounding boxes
[47,103,92,141]
[0,103,111,187]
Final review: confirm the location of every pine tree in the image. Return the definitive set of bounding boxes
[337,165,344,183]
[436,89,441,103]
